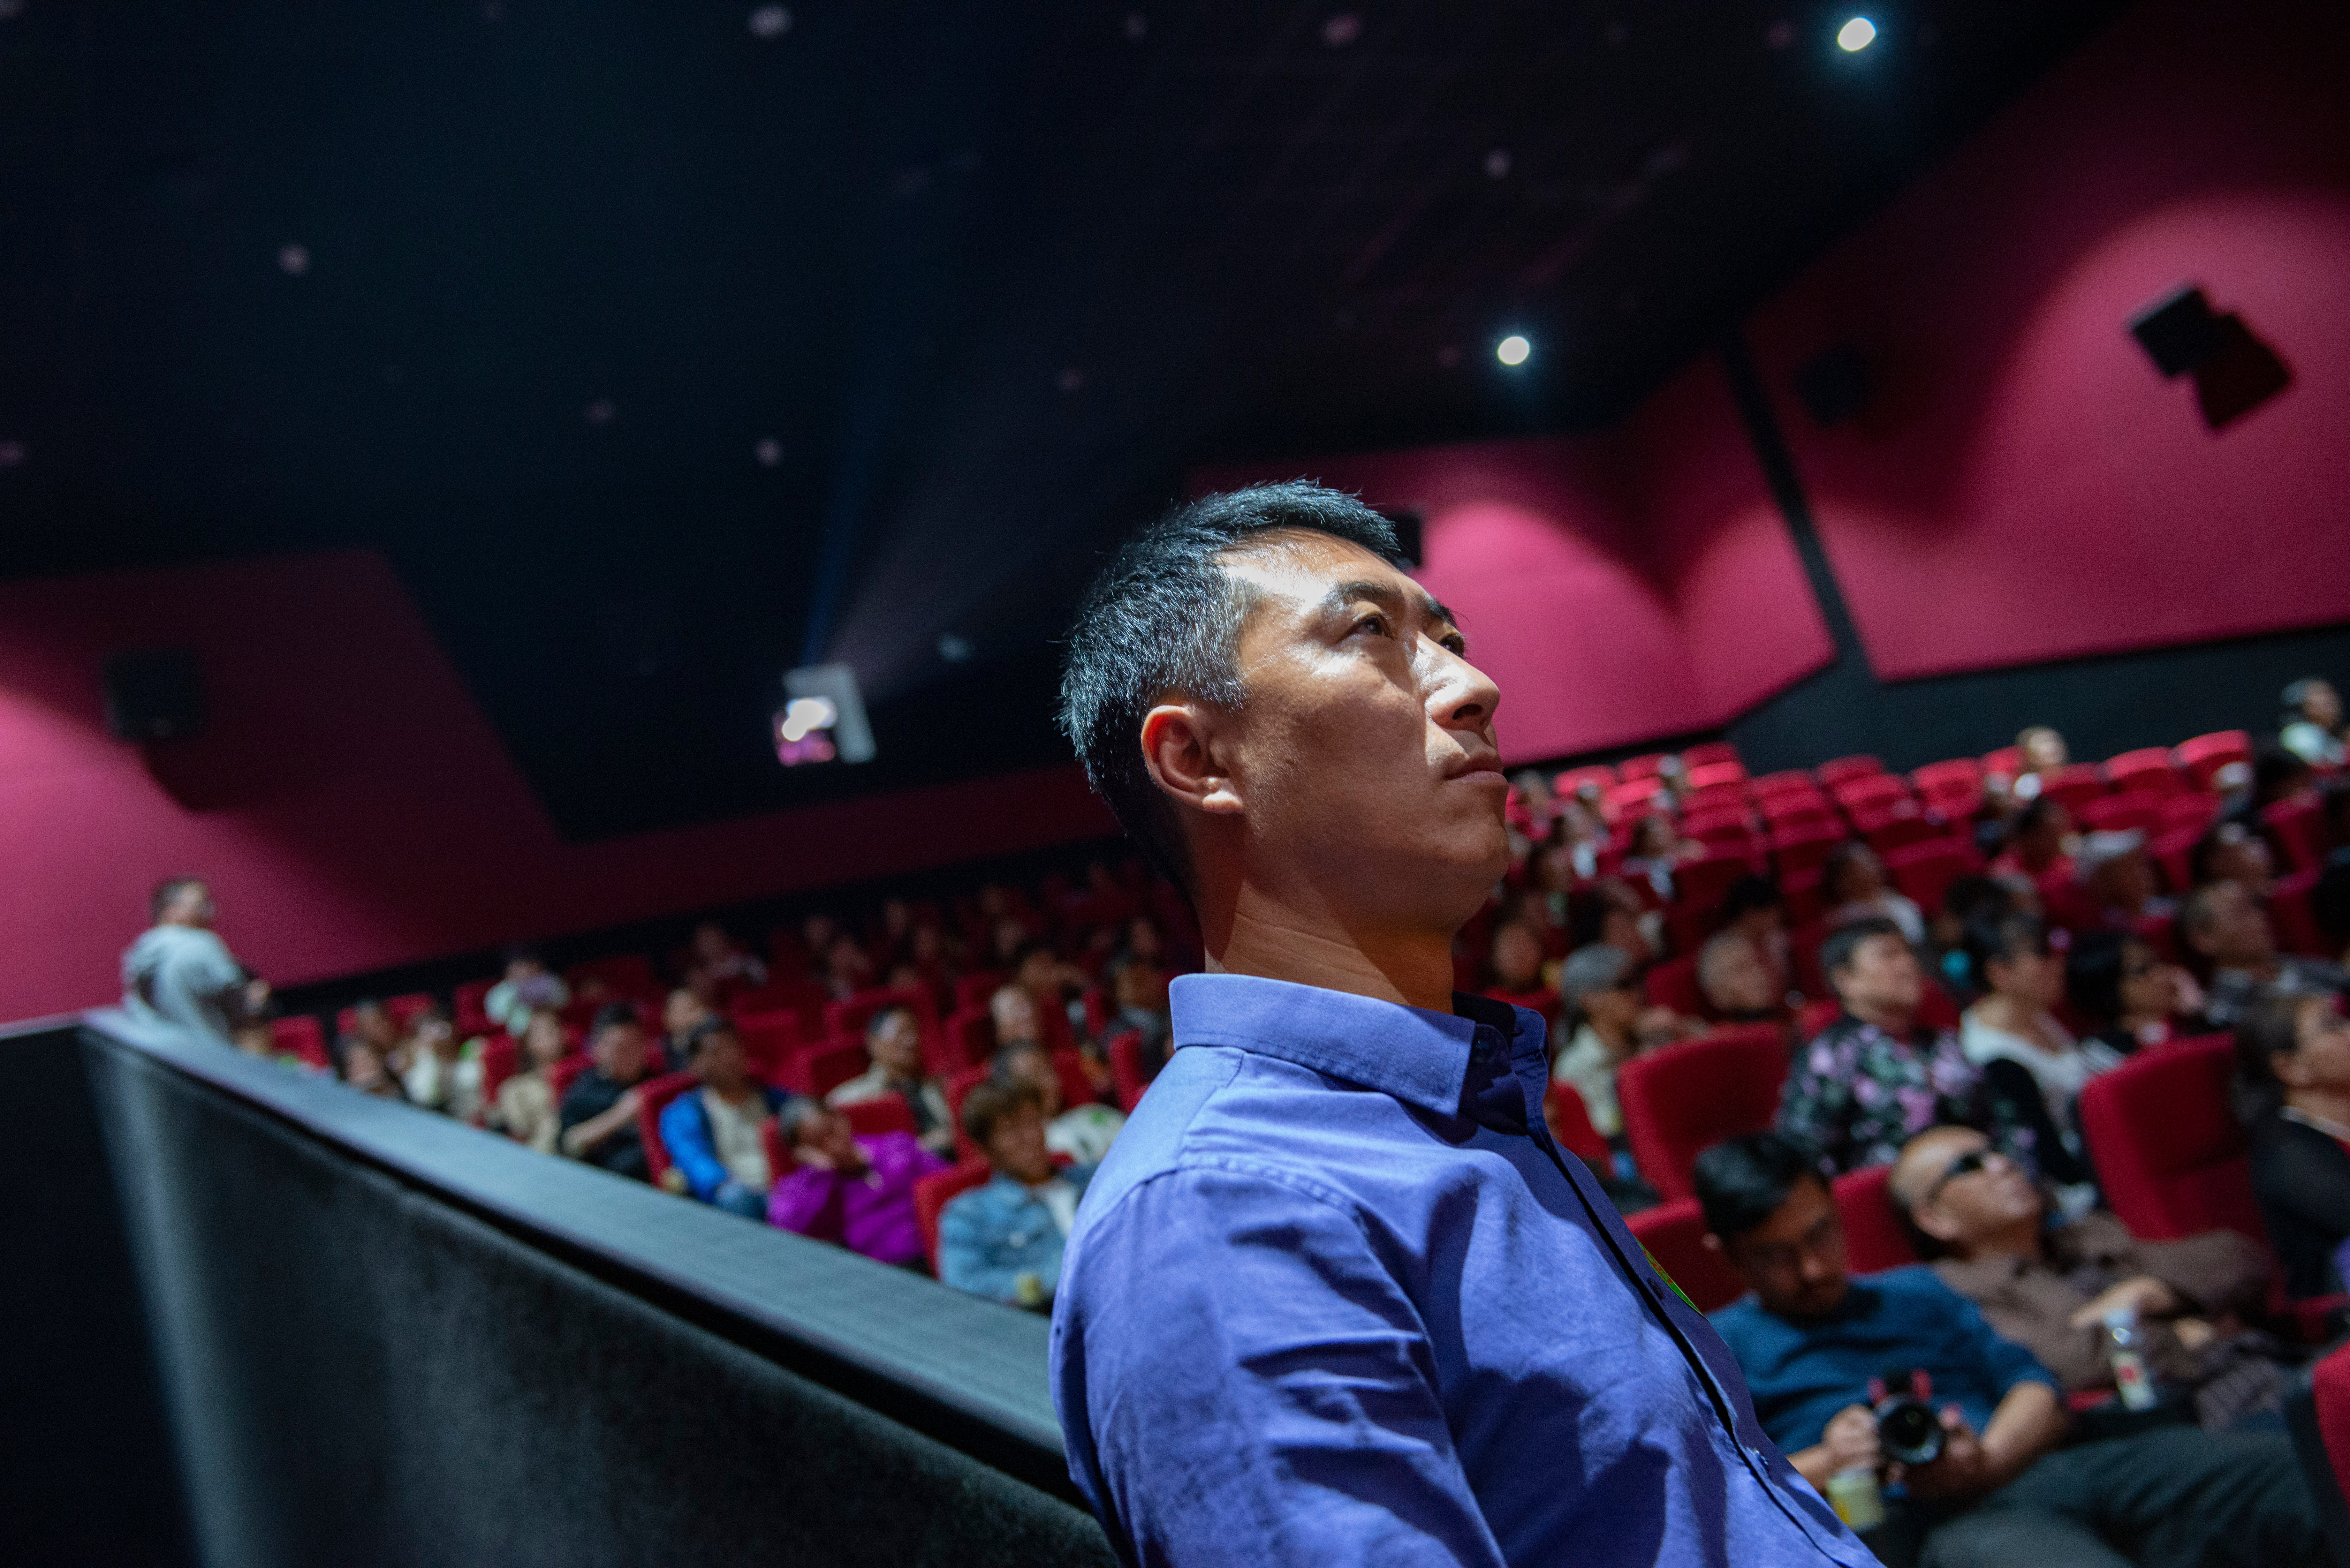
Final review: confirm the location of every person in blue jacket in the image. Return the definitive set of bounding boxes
[659,1019,793,1218]
[939,1078,1094,1308]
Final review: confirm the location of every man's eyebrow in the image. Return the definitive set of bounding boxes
[1323,579,1463,630]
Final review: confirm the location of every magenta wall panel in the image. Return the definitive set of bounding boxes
[0,551,1115,1023]
[1749,0,2350,680]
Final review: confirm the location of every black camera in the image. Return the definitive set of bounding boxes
[1871,1370,1945,1467]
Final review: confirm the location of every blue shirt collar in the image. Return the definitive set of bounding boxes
[1169,972,1548,1119]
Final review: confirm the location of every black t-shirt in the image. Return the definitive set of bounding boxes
[558,1068,649,1180]
[2248,1112,2350,1298]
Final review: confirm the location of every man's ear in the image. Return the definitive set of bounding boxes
[1140,701,1243,818]
[1909,1199,1961,1245]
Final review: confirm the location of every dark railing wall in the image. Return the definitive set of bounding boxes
[7,1014,1113,1568]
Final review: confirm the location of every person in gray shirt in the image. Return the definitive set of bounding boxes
[122,878,262,1044]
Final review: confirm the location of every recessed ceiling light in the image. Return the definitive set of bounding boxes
[1496,335,1531,366]
[1837,16,1876,51]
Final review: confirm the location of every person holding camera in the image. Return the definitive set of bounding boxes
[1695,1131,2323,1568]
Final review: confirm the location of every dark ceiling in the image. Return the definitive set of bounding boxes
[0,0,2125,839]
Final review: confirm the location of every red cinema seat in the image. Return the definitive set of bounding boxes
[1645,956,1707,1019]
[840,1097,917,1140]
[1674,852,1757,914]
[2150,827,2203,895]
[1107,1029,1151,1113]
[2035,764,2110,814]
[566,954,663,1003]
[1911,759,1985,818]
[2077,792,2165,837]
[1831,774,1911,818]
[1816,755,1884,788]
[452,978,498,1033]
[1883,838,1984,916]
[2265,796,2329,875]
[786,1039,869,1099]
[1772,825,1847,882]
[942,1007,999,1074]
[548,1053,592,1105]
[270,1015,331,1069]
[1627,1199,1749,1313]
[1749,770,1821,802]
[734,1011,802,1081]
[2077,1037,2256,1242]
[953,969,1010,1012]
[1619,753,1672,782]
[825,984,939,1041]
[2104,749,2189,799]
[1680,743,1742,773]
[2175,731,2253,791]
[1981,745,2026,780]
[1680,808,1757,845]
[2292,1342,2350,1562]
[349,992,436,1035]
[730,976,833,1040]
[2158,793,2220,837]
[1608,776,1672,816]
[2271,868,2330,958]
[635,1070,702,1191]
[1681,783,1749,817]
[1858,808,1945,857]
[1552,764,1618,797]
[1685,761,1749,792]
[479,1036,521,1105]
[1544,1082,1614,1167]
[1781,868,1827,926]
[915,1160,996,1273]
[1617,1032,1791,1201]
[1835,1165,1921,1274]
[1486,988,1562,1034]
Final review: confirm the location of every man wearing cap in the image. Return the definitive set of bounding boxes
[2058,829,2170,935]
[1049,482,1872,1565]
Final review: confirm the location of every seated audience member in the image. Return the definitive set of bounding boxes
[1958,910,2119,1207]
[1892,1126,2283,1432]
[823,932,876,1000]
[2227,745,2318,832]
[991,980,1045,1050]
[1989,798,2073,887]
[827,1004,954,1157]
[1621,813,1697,902]
[2281,678,2346,769]
[1551,943,1694,1140]
[661,986,716,1066]
[346,999,406,1075]
[659,1019,791,1218]
[685,919,767,1000]
[484,945,568,1036]
[1106,955,1174,1082]
[1777,918,2004,1174]
[1698,1132,2323,1568]
[2191,820,2275,898]
[938,1079,1097,1309]
[765,1100,947,1266]
[993,1039,1124,1164]
[1564,879,1658,963]
[337,1032,406,1099]
[558,1003,654,1180]
[1486,919,1557,1011]
[2183,880,2348,1030]
[489,1008,570,1153]
[1719,875,1793,996]
[2012,724,2070,787]
[1698,928,1787,1023]
[1013,940,1090,1032]
[2062,830,2169,934]
[399,1006,483,1122]
[1823,842,1926,946]
[2064,930,2205,1055]
[2240,992,2350,1298]
[1927,876,2015,1003]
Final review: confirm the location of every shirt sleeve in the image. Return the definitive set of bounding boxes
[2132,1228,2271,1319]
[1057,1163,1507,1568]
[938,1193,1029,1305]
[767,1167,845,1240]
[659,1097,727,1202]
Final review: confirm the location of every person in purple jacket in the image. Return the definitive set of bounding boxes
[765,1100,946,1268]
[1047,481,1873,1566]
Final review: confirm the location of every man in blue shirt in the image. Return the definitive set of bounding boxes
[1048,482,1871,1565]
[1697,1132,2323,1568]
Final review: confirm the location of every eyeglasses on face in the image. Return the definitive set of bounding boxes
[1925,1147,1994,1203]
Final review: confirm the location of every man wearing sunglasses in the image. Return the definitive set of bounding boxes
[1699,1130,2323,1568]
[1892,1126,2285,1431]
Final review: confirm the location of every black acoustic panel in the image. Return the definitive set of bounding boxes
[102,647,205,743]
[2128,284,2223,378]
[1792,346,1871,428]
[2193,314,2293,430]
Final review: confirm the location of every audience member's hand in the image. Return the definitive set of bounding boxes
[796,1144,836,1171]
[244,977,273,1011]
[2066,1274,2178,1330]
[613,1089,644,1122]
[2167,967,2206,1016]
[1819,1405,1881,1475]
[1893,1409,1995,1504]
[2173,1316,2216,1352]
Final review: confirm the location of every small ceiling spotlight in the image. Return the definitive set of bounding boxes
[1496,334,1531,367]
[1837,16,1877,51]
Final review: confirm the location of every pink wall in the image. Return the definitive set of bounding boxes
[0,550,1115,1023]
[1750,0,2350,680]
[1196,358,1832,764]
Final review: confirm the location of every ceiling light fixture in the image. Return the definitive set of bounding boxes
[1837,16,1876,51]
[1496,334,1531,366]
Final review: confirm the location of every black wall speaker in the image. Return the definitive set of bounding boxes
[103,648,206,742]
[1793,345,1871,428]
[2128,283,2292,431]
